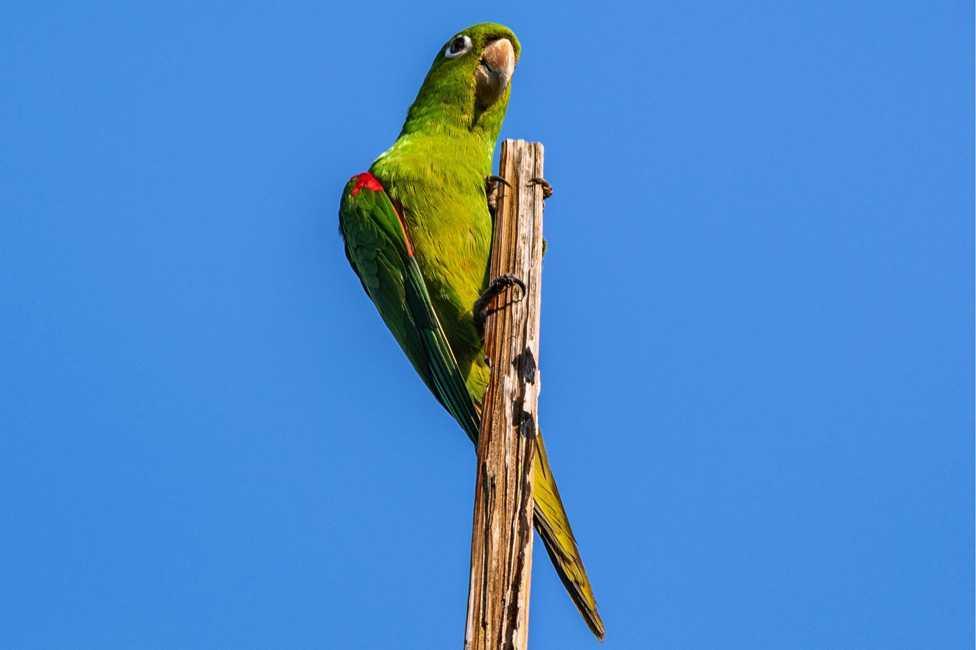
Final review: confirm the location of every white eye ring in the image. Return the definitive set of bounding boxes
[444,35,472,59]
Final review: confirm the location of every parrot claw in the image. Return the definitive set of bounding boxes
[474,273,527,336]
[487,174,512,189]
[485,175,510,215]
[529,177,553,199]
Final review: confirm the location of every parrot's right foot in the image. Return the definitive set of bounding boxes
[474,273,526,336]
[528,177,553,199]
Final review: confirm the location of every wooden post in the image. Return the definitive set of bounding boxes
[463,140,546,650]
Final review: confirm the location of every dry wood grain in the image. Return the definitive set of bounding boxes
[463,140,546,650]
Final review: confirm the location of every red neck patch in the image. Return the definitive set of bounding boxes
[349,171,383,196]
[347,170,415,257]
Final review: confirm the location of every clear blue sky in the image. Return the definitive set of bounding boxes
[1,2,972,648]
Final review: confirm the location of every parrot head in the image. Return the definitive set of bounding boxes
[401,23,521,137]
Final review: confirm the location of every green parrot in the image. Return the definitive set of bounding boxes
[338,23,604,639]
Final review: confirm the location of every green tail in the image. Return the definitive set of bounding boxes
[531,431,605,639]
[339,170,604,639]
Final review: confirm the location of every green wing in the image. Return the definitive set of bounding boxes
[339,173,481,442]
[339,172,605,639]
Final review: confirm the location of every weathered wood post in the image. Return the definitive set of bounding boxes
[463,140,546,650]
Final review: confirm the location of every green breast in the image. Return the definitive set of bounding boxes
[371,133,493,400]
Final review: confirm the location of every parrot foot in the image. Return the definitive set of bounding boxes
[528,177,553,199]
[474,273,527,336]
[485,175,511,215]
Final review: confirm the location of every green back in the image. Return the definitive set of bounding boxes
[371,23,521,399]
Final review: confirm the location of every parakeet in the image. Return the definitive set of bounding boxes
[338,23,604,639]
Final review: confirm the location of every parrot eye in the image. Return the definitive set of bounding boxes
[444,35,472,59]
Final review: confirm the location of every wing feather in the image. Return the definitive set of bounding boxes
[339,174,480,440]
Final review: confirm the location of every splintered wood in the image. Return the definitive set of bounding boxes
[463,140,545,650]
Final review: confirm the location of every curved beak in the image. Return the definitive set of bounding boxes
[475,38,516,109]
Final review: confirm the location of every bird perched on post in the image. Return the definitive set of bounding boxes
[338,23,604,639]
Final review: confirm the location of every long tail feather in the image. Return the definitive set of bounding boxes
[531,431,605,639]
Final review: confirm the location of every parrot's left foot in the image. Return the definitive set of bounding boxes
[485,175,511,215]
[474,273,526,336]
[529,177,553,199]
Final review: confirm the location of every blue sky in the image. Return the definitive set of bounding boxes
[1,2,972,648]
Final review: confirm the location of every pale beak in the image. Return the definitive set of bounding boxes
[475,38,516,109]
